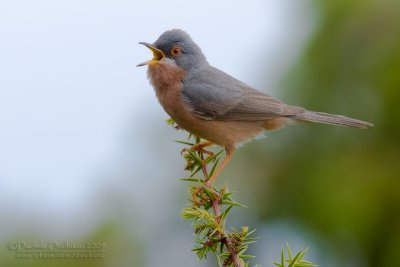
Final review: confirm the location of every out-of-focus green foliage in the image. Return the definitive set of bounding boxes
[239,0,400,266]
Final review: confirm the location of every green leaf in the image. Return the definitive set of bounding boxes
[209,157,220,177]
[242,239,258,245]
[187,150,203,166]
[205,149,224,163]
[222,191,234,199]
[298,247,309,261]
[190,165,203,177]
[287,250,302,267]
[203,203,212,210]
[202,186,214,199]
[175,140,195,146]
[211,249,223,267]
[286,242,292,260]
[239,254,255,259]
[179,178,203,183]
[221,199,247,207]
[246,228,257,236]
[221,205,233,219]
[209,228,219,236]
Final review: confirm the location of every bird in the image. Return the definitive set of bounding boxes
[137,29,373,185]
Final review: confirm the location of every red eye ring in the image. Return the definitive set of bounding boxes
[171,47,181,56]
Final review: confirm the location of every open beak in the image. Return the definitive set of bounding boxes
[137,42,165,67]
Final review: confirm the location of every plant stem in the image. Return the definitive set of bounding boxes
[201,161,243,267]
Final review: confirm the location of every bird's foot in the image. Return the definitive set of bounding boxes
[181,141,214,157]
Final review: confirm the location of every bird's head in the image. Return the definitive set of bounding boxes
[137,29,208,71]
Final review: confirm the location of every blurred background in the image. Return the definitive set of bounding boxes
[0,0,399,266]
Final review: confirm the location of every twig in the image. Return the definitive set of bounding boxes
[200,160,243,267]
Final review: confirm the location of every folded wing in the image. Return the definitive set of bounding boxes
[181,66,303,121]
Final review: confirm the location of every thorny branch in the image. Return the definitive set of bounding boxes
[171,119,317,267]
[180,135,257,267]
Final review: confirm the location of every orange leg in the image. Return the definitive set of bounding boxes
[205,147,235,186]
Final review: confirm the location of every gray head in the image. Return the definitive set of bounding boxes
[137,29,208,71]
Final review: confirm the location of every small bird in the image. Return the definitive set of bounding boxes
[138,29,373,184]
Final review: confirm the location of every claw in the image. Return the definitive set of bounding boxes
[181,141,214,157]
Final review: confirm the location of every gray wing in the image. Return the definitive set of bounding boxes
[181,66,303,121]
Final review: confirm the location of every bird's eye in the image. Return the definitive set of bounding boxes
[170,47,181,56]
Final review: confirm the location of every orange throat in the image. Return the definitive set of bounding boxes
[147,62,186,92]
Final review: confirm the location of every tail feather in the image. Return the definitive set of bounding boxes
[294,111,373,129]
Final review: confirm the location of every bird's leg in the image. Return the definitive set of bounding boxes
[182,141,214,157]
[205,147,234,187]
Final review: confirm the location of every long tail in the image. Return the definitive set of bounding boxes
[294,110,374,129]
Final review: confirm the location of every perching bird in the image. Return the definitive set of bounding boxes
[137,29,373,184]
